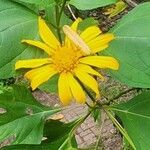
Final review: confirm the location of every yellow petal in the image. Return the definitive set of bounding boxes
[80,56,119,70]
[89,43,108,53]
[67,73,86,103]
[65,18,82,47]
[22,40,54,55]
[70,18,82,31]
[58,73,72,106]
[87,34,115,53]
[25,65,58,90]
[63,25,91,55]
[39,17,60,49]
[15,58,51,70]
[80,26,102,43]
[74,70,100,98]
[76,64,104,80]
[88,33,115,45]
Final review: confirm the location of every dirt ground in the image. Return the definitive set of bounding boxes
[32,76,138,150]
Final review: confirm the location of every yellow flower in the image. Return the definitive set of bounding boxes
[15,17,119,105]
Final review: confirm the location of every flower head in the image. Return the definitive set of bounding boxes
[15,17,119,105]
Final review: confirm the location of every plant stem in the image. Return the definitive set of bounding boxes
[94,110,105,150]
[77,75,136,149]
[105,88,137,105]
[55,0,67,44]
[124,0,138,7]
[68,110,92,146]
[103,106,136,150]
[67,4,77,20]
[85,102,92,108]
[77,78,96,102]
[112,88,136,100]
[55,6,62,44]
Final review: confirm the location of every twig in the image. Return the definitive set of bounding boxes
[67,4,77,20]
[124,0,138,7]
[111,88,136,100]
[105,88,137,105]
[85,102,93,108]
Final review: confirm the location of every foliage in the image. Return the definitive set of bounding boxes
[105,2,150,88]
[69,0,118,10]
[1,119,80,149]
[111,92,150,150]
[0,0,39,78]
[0,85,60,144]
[0,0,150,149]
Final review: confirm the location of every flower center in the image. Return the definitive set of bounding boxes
[52,46,83,73]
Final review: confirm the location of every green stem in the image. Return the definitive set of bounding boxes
[103,106,136,150]
[94,110,105,150]
[85,102,93,108]
[57,0,67,25]
[58,111,92,150]
[49,22,59,30]
[76,78,96,102]
[68,110,92,147]
[55,6,62,44]
[55,0,67,44]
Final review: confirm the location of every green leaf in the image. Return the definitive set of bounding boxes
[0,0,70,93]
[91,108,101,122]
[43,119,78,149]
[110,92,150,150]
[0,85,60,144]
[44,2,72,38]
[78,17,98,31]
[69,0,117,10]
[39,75,58,93]
[11,0,44,4]
[1,119,79,150]
[105,2,150,88]
[10,0,55,13]
[0,0,46,79]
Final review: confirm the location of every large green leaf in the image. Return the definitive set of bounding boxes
[0,85,60,144]
[69,0,117,10]
[1,119,79,150]
[105,2,150,88]
[11,0,44,3]
[0,0,71,93]
[43,119,78,149]
[10,0,55,13]
[0,0,46,79]
[111,92,150,150]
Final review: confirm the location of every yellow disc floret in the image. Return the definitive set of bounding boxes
[52,46,82,73]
